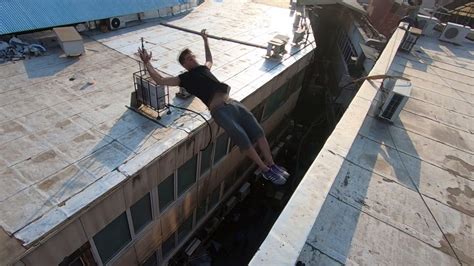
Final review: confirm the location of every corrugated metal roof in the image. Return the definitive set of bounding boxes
[0,0,187,35]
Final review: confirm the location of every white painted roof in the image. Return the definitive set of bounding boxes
[252,28,474,265]
[0,0,315,250]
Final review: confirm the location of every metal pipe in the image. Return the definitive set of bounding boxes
[159,22,267,50]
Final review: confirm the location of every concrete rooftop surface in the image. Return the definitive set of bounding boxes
[0,0,315,254]
[252,27,473,265]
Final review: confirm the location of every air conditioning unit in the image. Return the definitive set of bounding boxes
[134,76,167,110]
[417,14,440,36]
[184,238,201,256]
[238,182,251,201]
[109,14,138,30]
[378,79,412,122]
[399,27,422,53]
[439,22,471,45]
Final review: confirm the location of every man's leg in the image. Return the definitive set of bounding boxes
[242,146,269,172]
[256,136,274,166]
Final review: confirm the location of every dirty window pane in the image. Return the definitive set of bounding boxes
[214,134,228,164]
[196,198,207,223]
[262,83,287,120]
[93,212,131,264]
[200,143,213,176]
[131,193,152,233]
[209,186,220,209]
[178,155,197,196]
[177,215,193,243]
[158,174,175,211]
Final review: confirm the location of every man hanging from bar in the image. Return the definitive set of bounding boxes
[138,29,289,185]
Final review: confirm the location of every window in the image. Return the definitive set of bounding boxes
[162,233,176,259]
[130,193,152,234]
[142,253,158,266]
[177,215,193,243]
[224,172,236,193]
[178,155,197,196]
[208,186,220,209]
[289,70,305,97]
[214,134,228,164]
[59,242,95,266]
[158,174,175,211]
[262,83,288,121]
[195,198,207,223]
[251,104,265,123]
[93,212,131,264]
[236,159,252,178]
[200,143,213,176]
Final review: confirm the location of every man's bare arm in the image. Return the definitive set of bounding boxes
[201,29,213,69]
[145,62,180,86]
[138,48,180,86]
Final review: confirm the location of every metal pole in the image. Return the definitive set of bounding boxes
[159,22,267,50]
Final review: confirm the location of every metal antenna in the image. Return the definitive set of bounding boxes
[139,37,145,73]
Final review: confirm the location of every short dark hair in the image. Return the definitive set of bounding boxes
[178,48,192,66]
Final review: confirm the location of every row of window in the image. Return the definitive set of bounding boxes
[142,181,224,266]
[92,135,232,264]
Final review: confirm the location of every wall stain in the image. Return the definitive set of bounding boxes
[446,185,474,216]
[445,155,474,174]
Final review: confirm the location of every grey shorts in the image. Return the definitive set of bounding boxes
[211,100,264,150]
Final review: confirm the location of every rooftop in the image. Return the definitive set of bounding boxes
[0,0,315,258]
[252,27,474,264]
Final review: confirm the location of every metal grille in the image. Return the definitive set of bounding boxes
[336,28,358,65]
[133,67,171,118]
[381,93,404,120]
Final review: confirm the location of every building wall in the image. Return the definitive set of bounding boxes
[367,0,408,37]
[15,52,313,266]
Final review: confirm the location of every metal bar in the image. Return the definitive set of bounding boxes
[159,22,267,50]
[125,105,167,126]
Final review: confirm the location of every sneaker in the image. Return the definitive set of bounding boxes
[271,164,290,179]
[262,168,286,185]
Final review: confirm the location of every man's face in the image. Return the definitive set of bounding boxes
[183,52,198,70]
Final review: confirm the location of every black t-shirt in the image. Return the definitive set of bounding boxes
[178,65,229,106]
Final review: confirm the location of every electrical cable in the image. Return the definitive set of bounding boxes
[166,103,213,152]
[386,126,463,265]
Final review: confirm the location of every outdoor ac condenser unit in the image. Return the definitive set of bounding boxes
[417,14,440,36]
[109,14,138,30]
[439,22,471,45]
[134,76,167,110]
[378,79,412,122]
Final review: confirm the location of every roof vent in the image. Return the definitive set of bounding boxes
[266,34,289,58]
